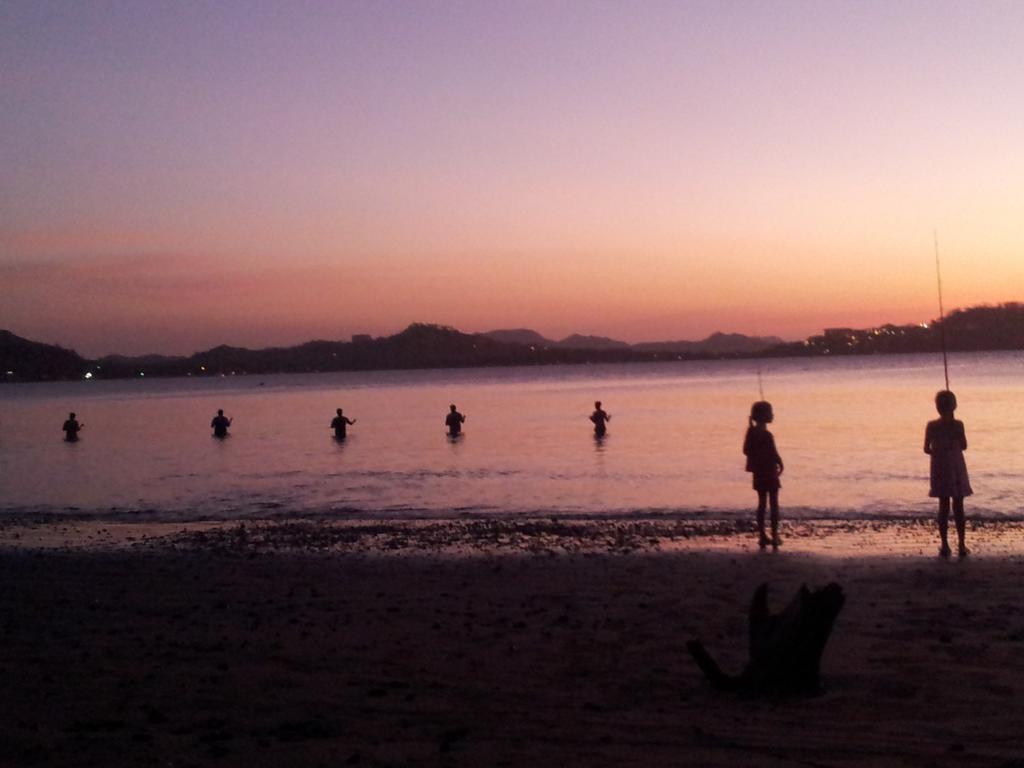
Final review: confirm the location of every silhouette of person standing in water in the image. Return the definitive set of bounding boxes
[330,408,356,439]
[211,409,232,438]
[445,404,466,437]
[590,401,611,437]
[743,401,784,549]
[62,412,84,442]
[925,390,972,557]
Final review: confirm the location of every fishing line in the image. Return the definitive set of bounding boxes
[933,230,950,389]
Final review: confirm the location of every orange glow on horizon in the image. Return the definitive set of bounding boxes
[3,3,1023,355]
[2,231,1020,356]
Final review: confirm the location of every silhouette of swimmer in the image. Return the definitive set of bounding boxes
[925,389,972,558]
[62,412,84,442]
[211,409,232,438]
[445,404,466,436]
[589,401,611,437]
[743,401,784,549]
[330,408,357,439]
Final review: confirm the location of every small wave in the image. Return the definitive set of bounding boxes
[7,501,1024,526]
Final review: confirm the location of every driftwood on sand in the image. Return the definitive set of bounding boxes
[687,582,846,695]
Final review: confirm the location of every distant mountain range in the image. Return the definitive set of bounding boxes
[3,302,1023,382]
[480,329,782,354]
[1,324,777,382]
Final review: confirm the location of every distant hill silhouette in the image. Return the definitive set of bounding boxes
[482,329,552,346]
[2,302,1023,381]
[944,303,1024,349]
[0,330,87,381]
[481,328,780,354]
[768,302,1024,357]
[634,332,783,355]
[554,334,632,350]
[481,329,632,349]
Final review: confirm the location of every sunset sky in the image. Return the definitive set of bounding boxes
[3,1,1023,356]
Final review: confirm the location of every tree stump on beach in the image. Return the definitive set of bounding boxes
[687,582,845,695]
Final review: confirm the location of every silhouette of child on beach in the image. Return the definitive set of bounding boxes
[62,412,83,442]
[924,390,972,557]
[590,401,611,437]
[743,401,784,549]
[445,404,465,436]
[330,408,356,439]
[211,409,232,438]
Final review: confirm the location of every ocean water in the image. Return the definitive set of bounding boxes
[1,352,1022,521]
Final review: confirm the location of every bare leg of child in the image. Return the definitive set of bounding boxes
[937,497,951,556]
[769,489,780,548]
[953,496,967,556]
[756,490,769,548]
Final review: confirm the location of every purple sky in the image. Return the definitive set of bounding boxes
[3,1,1023,355]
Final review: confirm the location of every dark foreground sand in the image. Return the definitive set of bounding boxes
[2,517,1024,767]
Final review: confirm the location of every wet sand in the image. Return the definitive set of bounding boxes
[2,517,1024,766]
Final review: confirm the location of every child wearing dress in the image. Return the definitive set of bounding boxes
[743,401,784,549]
[924,389,972,557]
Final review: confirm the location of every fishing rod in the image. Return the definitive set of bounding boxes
[756,363,765,400]
[933,230,950,390]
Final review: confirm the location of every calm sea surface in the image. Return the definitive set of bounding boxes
[1,352,1022,521]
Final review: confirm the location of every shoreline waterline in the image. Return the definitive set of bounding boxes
[4,512,1024,559]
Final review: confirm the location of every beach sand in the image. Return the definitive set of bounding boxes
[2,516,1024,767]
